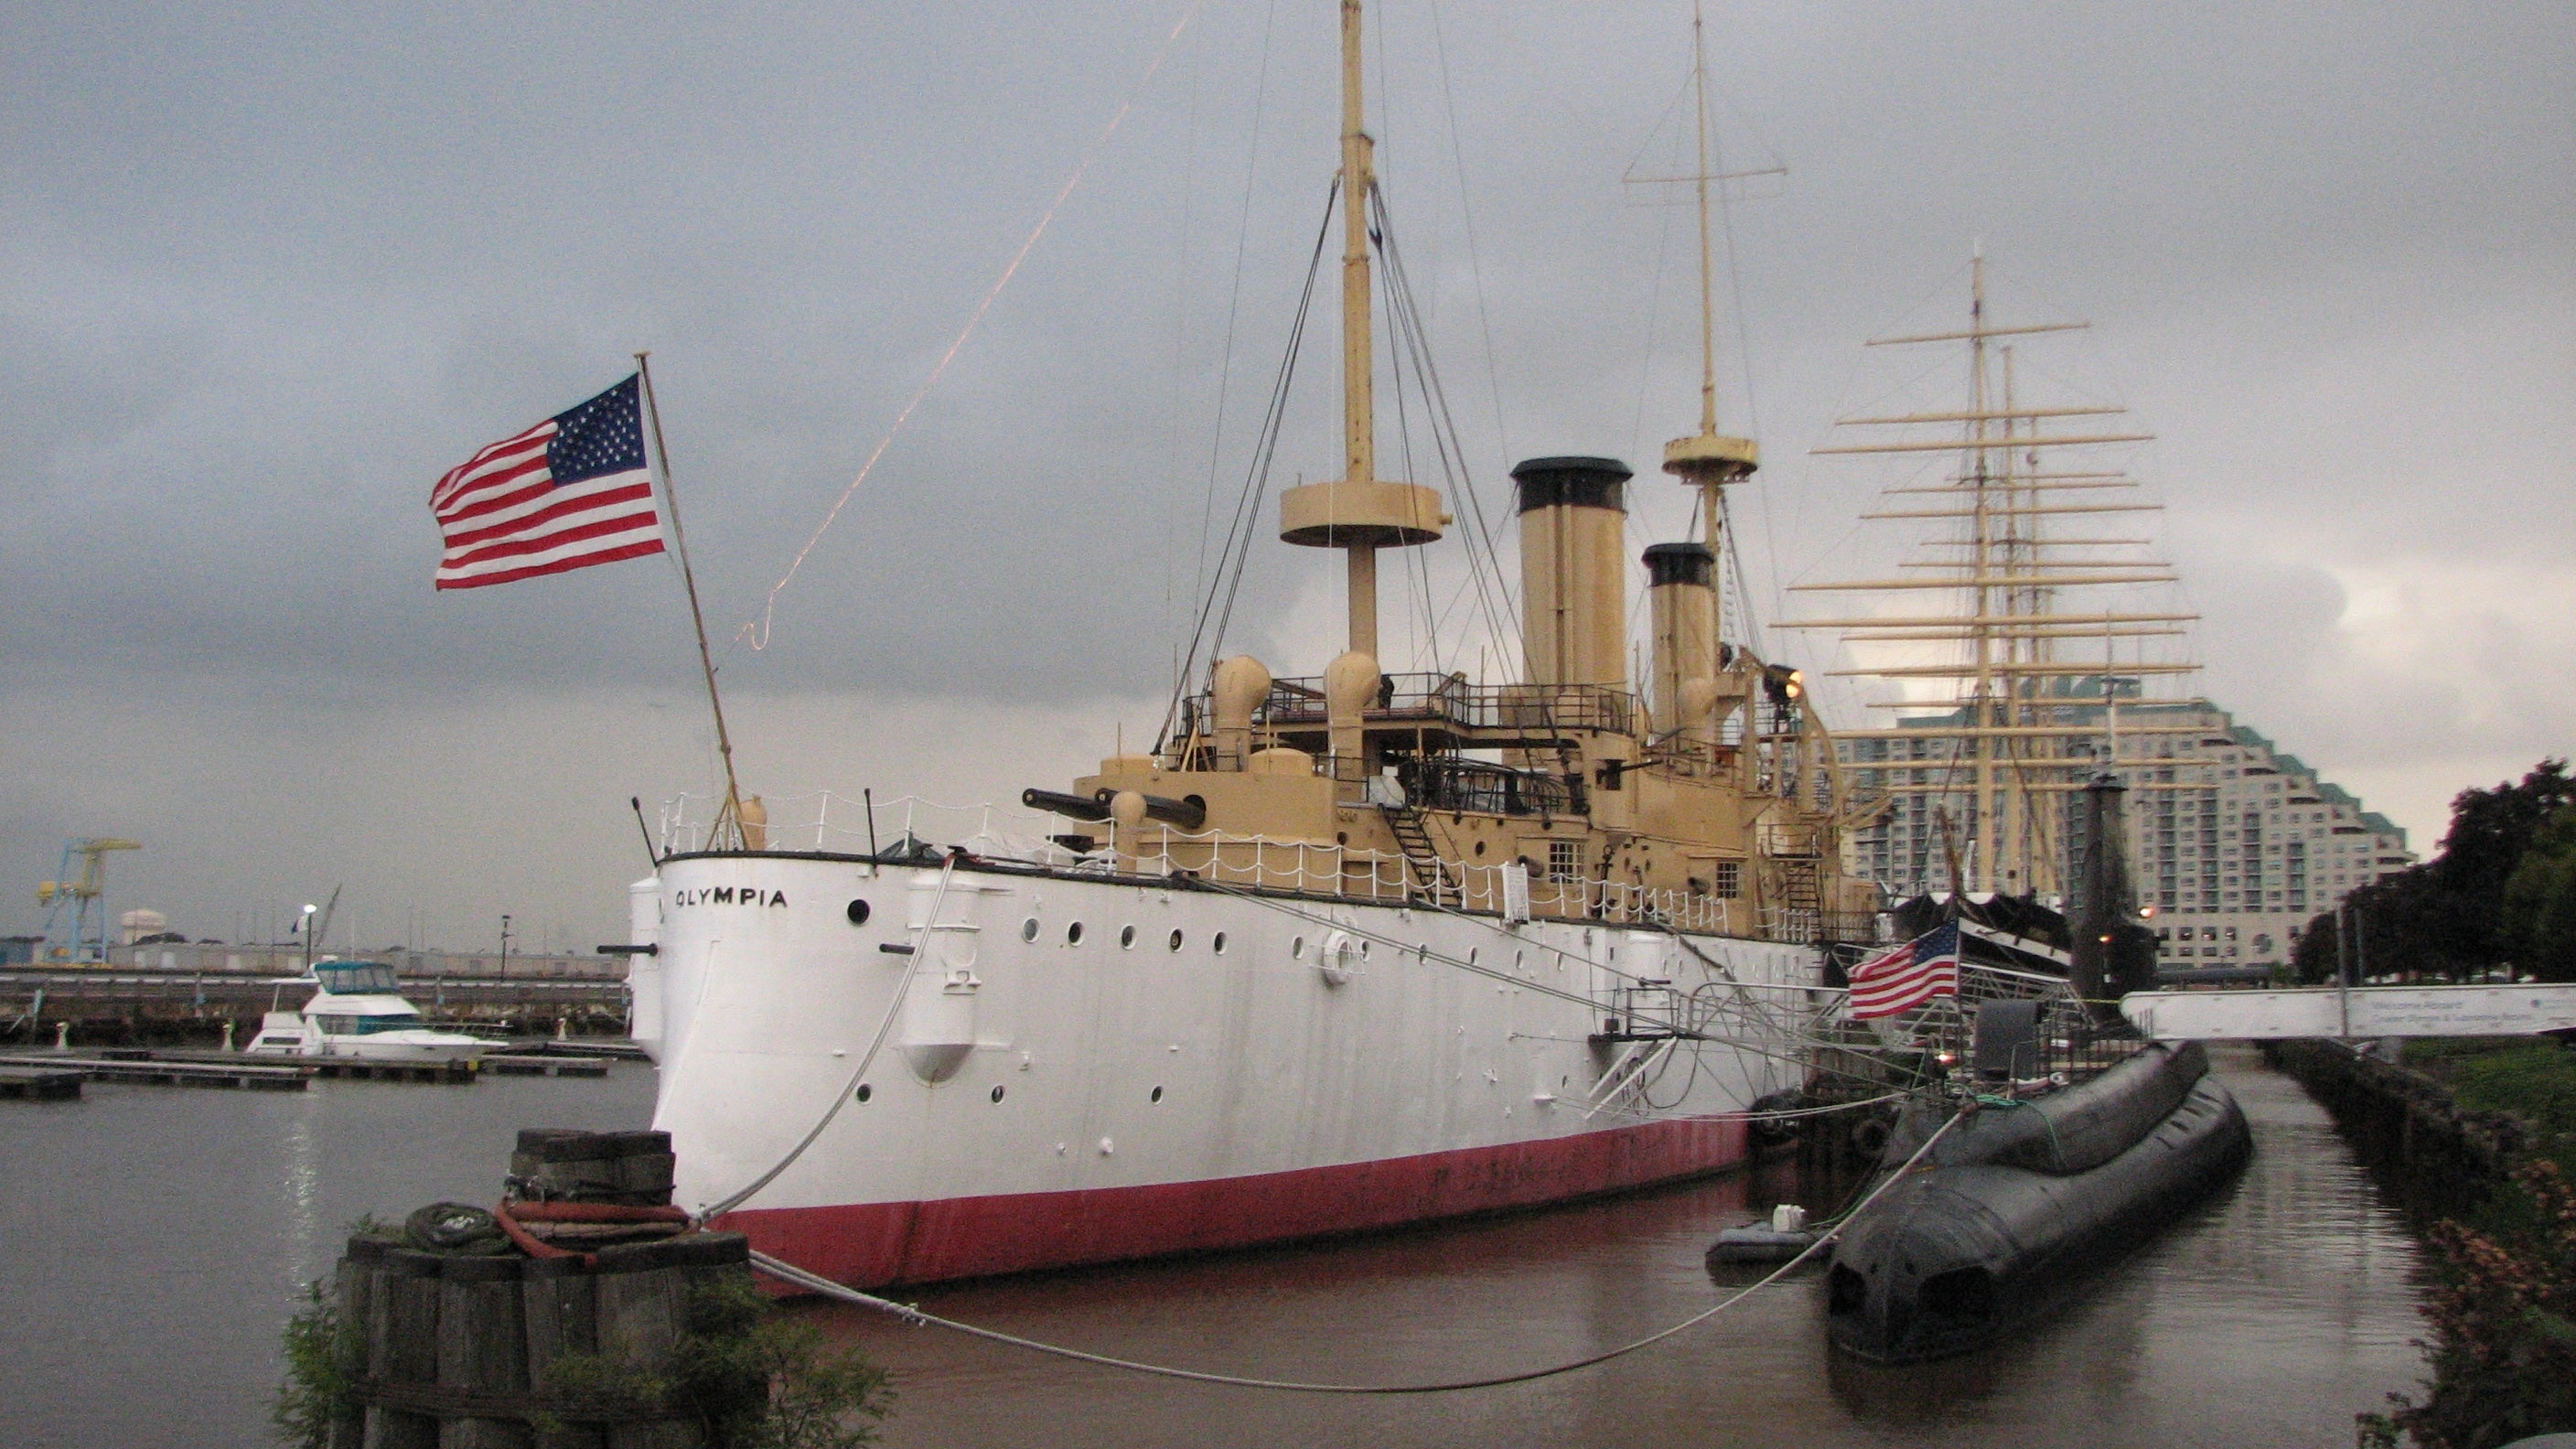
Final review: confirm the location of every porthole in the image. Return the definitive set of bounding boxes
[1167,928,1184,951]
[990,1085,1006,1103]
[1212,931,1228,954]
[845,899,871,926]
[1292,935,1306,959]
[1475,840,1487,857]
[1514,950,1525,969]
[1359,941,1372,960]
[1336,832,1348,845]
[855,1083,874,1102]
[1468,948,1479,965]
[1150,1085,1164,1103]
[1067,921,1084,945]
[1020,918,1039,942]
[1121,925,1138,950]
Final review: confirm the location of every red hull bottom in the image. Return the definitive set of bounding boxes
[722,1116,1751,1288]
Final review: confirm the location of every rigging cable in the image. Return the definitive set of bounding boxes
[1191,875,1897,1093]
[750,1106,1966,1393]
[1370,185,1519,660]
[1157,179,1343,750]
[744,0,1208,652]
[1184,0,1283,646]
[1423,0,1517,511]
[692,853,959,1220]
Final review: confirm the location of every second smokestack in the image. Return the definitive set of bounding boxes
[1514,456,1631,690]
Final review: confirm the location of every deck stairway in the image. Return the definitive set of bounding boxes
[1764,822,1825,944]
[1379,802,1462,906]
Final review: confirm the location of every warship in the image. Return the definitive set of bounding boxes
[627,2,1884,1290]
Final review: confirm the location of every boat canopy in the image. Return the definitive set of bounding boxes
[315,960,401,994]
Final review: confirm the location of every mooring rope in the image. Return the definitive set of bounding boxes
[747,1108,1962,1394]
[694,853,959,1221]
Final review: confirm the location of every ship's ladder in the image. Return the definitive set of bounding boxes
[1765,823,1825,944]
[1378,800,1461,906]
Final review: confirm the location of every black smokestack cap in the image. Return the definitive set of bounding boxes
[1642,542,1714,588]
[1511,456,1631,514]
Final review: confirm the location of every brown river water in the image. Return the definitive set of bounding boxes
[0,1046,2423,1446]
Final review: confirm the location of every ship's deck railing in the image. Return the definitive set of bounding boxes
[658,792,1858,940]
[1179,673,1643,740]
[1865,960,2147,1079]
[1122,826,1761,934]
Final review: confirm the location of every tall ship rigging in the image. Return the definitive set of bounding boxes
[1783,258,2203,906]
[628,2,1884,1290]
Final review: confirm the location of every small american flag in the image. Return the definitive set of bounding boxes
[431,375,666,590]
[1847,921,1961,1019]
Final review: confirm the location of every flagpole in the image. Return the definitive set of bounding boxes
[636,350,749,850]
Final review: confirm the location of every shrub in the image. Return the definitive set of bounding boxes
[2361,1160,2576,1449]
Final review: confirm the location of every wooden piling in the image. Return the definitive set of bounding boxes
[521,1256,602,1449]
[335,1238,387,1449]
[369,1250,445,1449]
[337,1230,746,1447]
[437,1254,530,1449]
[510,1130,675,1208]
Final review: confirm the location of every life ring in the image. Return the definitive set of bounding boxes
[1317,930,1356,987]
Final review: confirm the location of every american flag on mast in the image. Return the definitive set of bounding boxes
[431,375,666,589]
[1846,921,1962,1020]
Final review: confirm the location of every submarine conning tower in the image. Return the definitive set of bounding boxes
[1514,456,1631,691]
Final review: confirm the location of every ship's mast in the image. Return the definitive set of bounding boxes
[1969,251,1996,892]
[1660,0,1760,642]
[1690,4,1719,443]
[1787,257,2200,900]
[1338,0,1378,655]
[1276,0,1444,661]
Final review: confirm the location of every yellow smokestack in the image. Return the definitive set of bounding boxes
[1514,456,1631,688]
[1644,542,1716,737]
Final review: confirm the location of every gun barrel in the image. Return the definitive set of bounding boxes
[1021,788,1111,821]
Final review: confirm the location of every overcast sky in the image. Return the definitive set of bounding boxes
[4,1,2568,951]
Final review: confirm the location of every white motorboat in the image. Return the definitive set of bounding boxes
[243,959,499,1065]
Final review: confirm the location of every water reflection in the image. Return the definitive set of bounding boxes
[0,1047,2426,1448]
[810,1046,2427,1449]
[0,1068,657,1449]
[282,1089,325,1288]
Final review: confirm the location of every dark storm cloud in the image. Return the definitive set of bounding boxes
[1,1,2568,939]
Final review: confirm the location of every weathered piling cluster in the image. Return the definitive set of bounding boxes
[2261,1039,2529,1218]
[338,1226,750,1448]
[318,1131,761,1449]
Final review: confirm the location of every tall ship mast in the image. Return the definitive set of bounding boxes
[1781,258,2202,901]
[628,4,1878,1292]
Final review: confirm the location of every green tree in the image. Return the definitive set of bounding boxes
[2502,804,2576,983]
[2431,761,2576,971]
[2294,911,2342,985]
[2341,761,2573,982]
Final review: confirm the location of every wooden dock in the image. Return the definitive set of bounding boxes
[0,1042,625,1089]
[483,1053,612,1078]
[0,1052,307,1090]
[0,1066,82,1100]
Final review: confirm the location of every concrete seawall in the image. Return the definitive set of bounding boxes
[2260,1039,2530,1218]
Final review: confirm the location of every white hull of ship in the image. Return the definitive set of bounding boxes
[638,852,1824,1288]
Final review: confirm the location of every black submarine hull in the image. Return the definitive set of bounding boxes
[1826,1042,2252,1364]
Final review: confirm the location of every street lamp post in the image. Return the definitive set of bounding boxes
[499,915,513,982]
